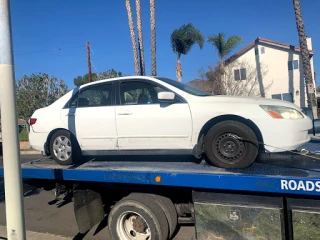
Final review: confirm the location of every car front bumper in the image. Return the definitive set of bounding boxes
[255,117,312,153]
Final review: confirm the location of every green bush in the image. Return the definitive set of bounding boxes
[19,128,29,141]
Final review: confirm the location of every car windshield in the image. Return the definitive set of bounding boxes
[156,77,211,96]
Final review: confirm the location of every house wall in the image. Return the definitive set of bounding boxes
[229,38,315,108]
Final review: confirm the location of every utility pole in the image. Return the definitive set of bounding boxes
[0,0,26,239]
[86,41,92,82]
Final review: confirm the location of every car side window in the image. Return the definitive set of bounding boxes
[120,81,167,105]
[70,83,113,108]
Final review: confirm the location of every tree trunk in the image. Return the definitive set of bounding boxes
[150,0,156,76]
[219,58,226,95]
[125,0,140,75]
[293,0,317,118]
[176,56,182,82]
[136,0,145,76]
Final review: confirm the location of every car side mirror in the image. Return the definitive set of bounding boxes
[157,92,175,102]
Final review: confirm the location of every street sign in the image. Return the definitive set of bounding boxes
[308,84,314,94]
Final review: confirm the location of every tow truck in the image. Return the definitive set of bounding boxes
[1,140,320,240]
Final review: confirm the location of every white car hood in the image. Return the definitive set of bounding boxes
[191,95,302,111]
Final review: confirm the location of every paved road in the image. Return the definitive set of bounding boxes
[0,154,196,239]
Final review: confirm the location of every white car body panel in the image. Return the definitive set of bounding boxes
[116,103,192,150]
[28,76,312,157]
[60,106,118,151]
[187,94,312,152]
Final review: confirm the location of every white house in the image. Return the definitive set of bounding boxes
[224,37,316,108]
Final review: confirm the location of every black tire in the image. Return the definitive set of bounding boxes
[145,194,178,239]
[49,130,82,165]
[204,120,258,168]
[108,193,169,240]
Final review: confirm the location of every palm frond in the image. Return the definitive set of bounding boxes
[208,33,225,59]
[170,23,204,57]
[224,36,243,56]
[208,33,243,60]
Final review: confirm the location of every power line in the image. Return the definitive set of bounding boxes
[91,61,98,73]
[89,45,95,55]
[15,44,84,56]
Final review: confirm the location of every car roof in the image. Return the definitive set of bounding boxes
[79,76,159,88]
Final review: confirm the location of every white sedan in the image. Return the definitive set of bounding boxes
[29,76,312,168]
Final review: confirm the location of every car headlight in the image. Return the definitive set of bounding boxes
[260,105,304,119]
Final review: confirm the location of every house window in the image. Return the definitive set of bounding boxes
[261,47,265,54]
[271,94,282,100]
[234,68,247,80]
[272,93,293,103]
[288,60,299,70]
[293,60,299,69]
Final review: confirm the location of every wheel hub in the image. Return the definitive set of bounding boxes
[132,216,147,233]
[215,133,245,161]
[52,136,72,161]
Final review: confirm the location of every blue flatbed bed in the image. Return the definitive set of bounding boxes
[0,139,320,197]
[1,140,320,239]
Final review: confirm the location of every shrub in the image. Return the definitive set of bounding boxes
[19,128,29,141]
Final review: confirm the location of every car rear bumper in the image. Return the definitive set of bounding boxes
[29,130,48,154]
[257,117,312,153]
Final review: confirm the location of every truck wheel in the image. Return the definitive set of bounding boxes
[108,194,169,240]
[50,130,82,165]
[149,194,178,239]
[204,120,258,168]
[128,193,178,239]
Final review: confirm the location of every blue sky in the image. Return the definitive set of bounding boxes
[10,0,320,89]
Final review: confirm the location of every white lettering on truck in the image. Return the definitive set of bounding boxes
[281,180,320,192]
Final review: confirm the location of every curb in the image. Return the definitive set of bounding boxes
[20,150,41,155]
[310,136,320,140]
[0,225,71,240]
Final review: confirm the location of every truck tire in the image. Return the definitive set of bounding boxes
[148,194,178,239]
[50,130,82,165]
[108,193,169,240]
[204,120,258,168]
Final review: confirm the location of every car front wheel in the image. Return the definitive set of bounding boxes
[50,130,81,165]
[204,120,259,168]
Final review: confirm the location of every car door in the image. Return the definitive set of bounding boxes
[60,82,118,152]
[115,79,193,150]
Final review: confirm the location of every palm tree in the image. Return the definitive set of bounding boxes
[171,24,204,82]
[150,0,156,76]
[136,0,145,75]
[293,0,317,118]
[207,33,242,94]
[207,33,242,69]
[125,0,140,75]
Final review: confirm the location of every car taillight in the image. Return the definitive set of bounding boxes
[29,118,37,125]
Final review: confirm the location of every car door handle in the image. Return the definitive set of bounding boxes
[118,111,133,115]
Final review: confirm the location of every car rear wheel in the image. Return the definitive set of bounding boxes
[50,130,82,165]
[204,120,259,168]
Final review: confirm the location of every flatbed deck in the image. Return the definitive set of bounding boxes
[0,141,320,240]
[0,153,320,197]
[0,139,319,197]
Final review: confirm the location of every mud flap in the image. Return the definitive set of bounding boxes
[74,185,105,234]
